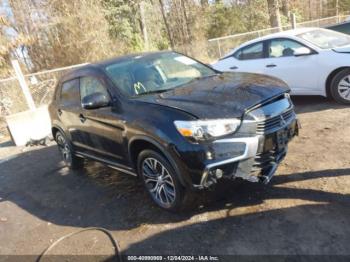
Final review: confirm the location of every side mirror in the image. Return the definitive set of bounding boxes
[294,47,312,56]
[82,92,110,110]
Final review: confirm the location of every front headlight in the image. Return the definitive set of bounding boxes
[174,119,241,140]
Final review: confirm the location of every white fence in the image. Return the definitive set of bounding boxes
[207,15,350,60]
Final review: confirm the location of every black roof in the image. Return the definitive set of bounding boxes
[59,50,173,82]
[96,50,173,67]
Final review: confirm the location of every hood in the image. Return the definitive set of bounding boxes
[134,72,289,119]
[333,45,350,53]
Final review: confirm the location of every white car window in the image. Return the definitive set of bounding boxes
[235,42,264,60]
[269,39,306,58]
[298,29,350,49]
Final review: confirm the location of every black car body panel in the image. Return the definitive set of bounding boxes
[134,72,289,119]
[49,51,298,193]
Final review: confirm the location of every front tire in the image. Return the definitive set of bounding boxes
[137,149,192,211]
[55,131,84,170]
[330,69,350,104]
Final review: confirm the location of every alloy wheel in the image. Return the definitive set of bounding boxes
[142,157,176,207]
[56,133,72,165]
[338,74,350,100]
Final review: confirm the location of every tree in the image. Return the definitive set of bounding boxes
[159,0,174,49]
[6,0,116,71]
[0,15,32,77]
[266,0,282,28]
[281,0,289,17]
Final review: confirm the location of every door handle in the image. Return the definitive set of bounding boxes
[266,64,277,68]
[57,109,62,116]
[230,66,238,70]
[79,114,86,123]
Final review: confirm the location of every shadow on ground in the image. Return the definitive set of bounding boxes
[291,95,347,114]
[1,145,349,255]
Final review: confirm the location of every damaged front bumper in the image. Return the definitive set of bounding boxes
[194,118,299,189]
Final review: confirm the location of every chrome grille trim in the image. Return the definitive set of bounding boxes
[256,109,295,135]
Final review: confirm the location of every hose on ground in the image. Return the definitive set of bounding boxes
[36,227,122,262]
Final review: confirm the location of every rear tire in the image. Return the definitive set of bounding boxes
[137,149,193,212]
[330,68,350,104]
[55,131,84,170]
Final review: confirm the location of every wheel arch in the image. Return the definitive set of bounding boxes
[128,136,187,187]
[51,125,64,139]
[325,67,350,98]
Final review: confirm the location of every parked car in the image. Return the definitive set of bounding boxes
[49,51,298,211]
[327,20,350,35]
[213,28,350,104]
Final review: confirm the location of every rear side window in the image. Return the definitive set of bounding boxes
[80,76,110,102]
[235,42,264,60]
[60,79,80,107]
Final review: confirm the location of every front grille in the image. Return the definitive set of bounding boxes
[256,109,294,134]
[251,150,286,177]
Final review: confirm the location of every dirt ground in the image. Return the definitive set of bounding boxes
[0,96,350,261]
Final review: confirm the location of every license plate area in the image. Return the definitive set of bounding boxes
[263,120,297,152]
[276,128,289,150]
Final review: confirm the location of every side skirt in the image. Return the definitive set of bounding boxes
[75,151,138,177]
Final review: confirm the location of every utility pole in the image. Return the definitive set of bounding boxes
[291,13,297,29]
[11,60,36,110]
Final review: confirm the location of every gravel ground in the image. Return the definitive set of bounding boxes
[0,96,349,261]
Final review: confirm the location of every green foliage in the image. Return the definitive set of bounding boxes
[206,0,270,39]
[1,0,347,75]
[339,0,350,12]
[102,0,142,52]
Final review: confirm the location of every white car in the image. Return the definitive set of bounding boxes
[213,27,350,104]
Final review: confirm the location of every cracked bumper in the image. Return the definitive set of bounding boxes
[194,119,299,189]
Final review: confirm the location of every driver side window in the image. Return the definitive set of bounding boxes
[80,76,110,103]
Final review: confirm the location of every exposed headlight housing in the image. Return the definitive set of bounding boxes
[174,119,241,141]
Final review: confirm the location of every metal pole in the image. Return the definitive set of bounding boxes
[11,60,36,110]
[336,0,340,23]
[217,39,222,58]
[291,13,297,29]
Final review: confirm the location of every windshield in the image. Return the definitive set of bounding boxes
[298,29,350,49]
[104,52,216,97]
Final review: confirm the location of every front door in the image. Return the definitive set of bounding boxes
[77,75,128,165]
[57,78,82,146]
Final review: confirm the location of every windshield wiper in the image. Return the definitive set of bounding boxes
[136,89,172,96]
[178,73,219,88]
[134,74,219,97]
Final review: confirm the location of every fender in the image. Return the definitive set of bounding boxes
[51,124,65,138]
[128,135,189,187]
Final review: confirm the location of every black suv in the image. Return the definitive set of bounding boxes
[49,51,298,211]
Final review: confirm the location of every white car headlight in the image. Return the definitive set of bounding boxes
[174,119,241,140]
